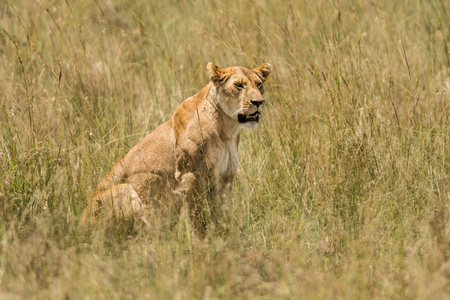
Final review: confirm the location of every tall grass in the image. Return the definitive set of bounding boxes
[1,0,449,298]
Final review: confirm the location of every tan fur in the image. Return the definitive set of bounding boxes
[80,63,271,232]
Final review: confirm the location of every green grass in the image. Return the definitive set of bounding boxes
[1,0,449,298]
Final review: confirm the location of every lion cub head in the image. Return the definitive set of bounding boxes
[207,62,271,129]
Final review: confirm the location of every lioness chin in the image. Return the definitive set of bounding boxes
[80,62,271,234]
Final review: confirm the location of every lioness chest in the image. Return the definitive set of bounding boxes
[209,137,239,180]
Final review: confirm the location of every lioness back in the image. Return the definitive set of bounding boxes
[96,121,176,195]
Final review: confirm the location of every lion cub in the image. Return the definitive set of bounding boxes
[80,62,271,233]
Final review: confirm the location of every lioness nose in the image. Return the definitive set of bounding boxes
[251,100,264,107]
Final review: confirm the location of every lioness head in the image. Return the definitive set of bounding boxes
[207,62,271,129]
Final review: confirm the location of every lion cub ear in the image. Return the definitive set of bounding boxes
[207,62,229,86]
[254,63,271,81]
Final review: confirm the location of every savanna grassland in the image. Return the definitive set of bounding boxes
[1,0,449,298]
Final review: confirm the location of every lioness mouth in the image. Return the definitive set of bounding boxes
[238,111,260,123]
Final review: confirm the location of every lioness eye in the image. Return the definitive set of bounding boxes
[256,82,263,88]
[234,82,244,89]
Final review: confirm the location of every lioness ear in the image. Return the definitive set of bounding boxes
[207,62,228,86]
[254,63,271,81]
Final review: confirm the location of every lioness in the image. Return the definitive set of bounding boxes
[80,62,271,233]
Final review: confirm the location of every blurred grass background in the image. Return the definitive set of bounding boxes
[0,0,449,298]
